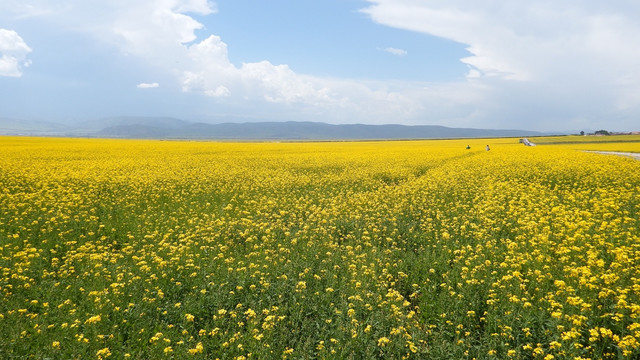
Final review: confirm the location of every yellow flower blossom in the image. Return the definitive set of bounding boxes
[378,337,391,347]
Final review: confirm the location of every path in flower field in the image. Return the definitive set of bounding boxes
[587,151,640,160]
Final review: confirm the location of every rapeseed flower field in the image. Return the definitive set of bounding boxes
[1,136,639,359]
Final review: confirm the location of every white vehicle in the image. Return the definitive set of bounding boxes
[519,138,536,146]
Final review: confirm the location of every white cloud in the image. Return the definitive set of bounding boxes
[0,29,32,77]
[0,1,59,19]
[173,0,217,14]
[204,85,230,98]
[58,1,334,107]
[137,82,159,89]
[111,2,211,55]
[361,0,640,130]
[368,1,640,86]
[382,47,407,56]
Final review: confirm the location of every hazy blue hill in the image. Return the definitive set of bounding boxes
[180,122,339,139]
[2,116,553,139]
[96,124,177,138]
[73,116,190,133]
[0,117,68,135]
[93,120,549,139]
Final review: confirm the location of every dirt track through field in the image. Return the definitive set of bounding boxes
[586,151,640,160]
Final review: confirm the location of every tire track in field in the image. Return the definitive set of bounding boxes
[585,151,640,160]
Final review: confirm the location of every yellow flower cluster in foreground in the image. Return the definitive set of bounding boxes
[1,136,639,359]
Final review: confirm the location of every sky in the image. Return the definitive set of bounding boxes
[1,0,639,132]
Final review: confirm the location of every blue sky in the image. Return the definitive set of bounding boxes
[202,1,468,81]
[1,0,639,132]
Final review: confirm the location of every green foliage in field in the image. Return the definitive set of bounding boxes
[1,136,640,359]
[531,134,640,146]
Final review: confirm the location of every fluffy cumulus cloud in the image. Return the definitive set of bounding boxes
[0,29,32,77]
[361,0,640,130]
[137,82,159,89]
[96,2,422,122]
[45,1,378,115]
[382,47,407,56]
[69,1,331,107]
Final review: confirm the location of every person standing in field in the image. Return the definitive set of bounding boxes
[466,145,471,149]
[486,145,490,151]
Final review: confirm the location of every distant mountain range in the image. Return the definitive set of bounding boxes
[0,117,69,135]
[0,116,554,140]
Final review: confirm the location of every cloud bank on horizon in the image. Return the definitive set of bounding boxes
[1,0,639,132]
